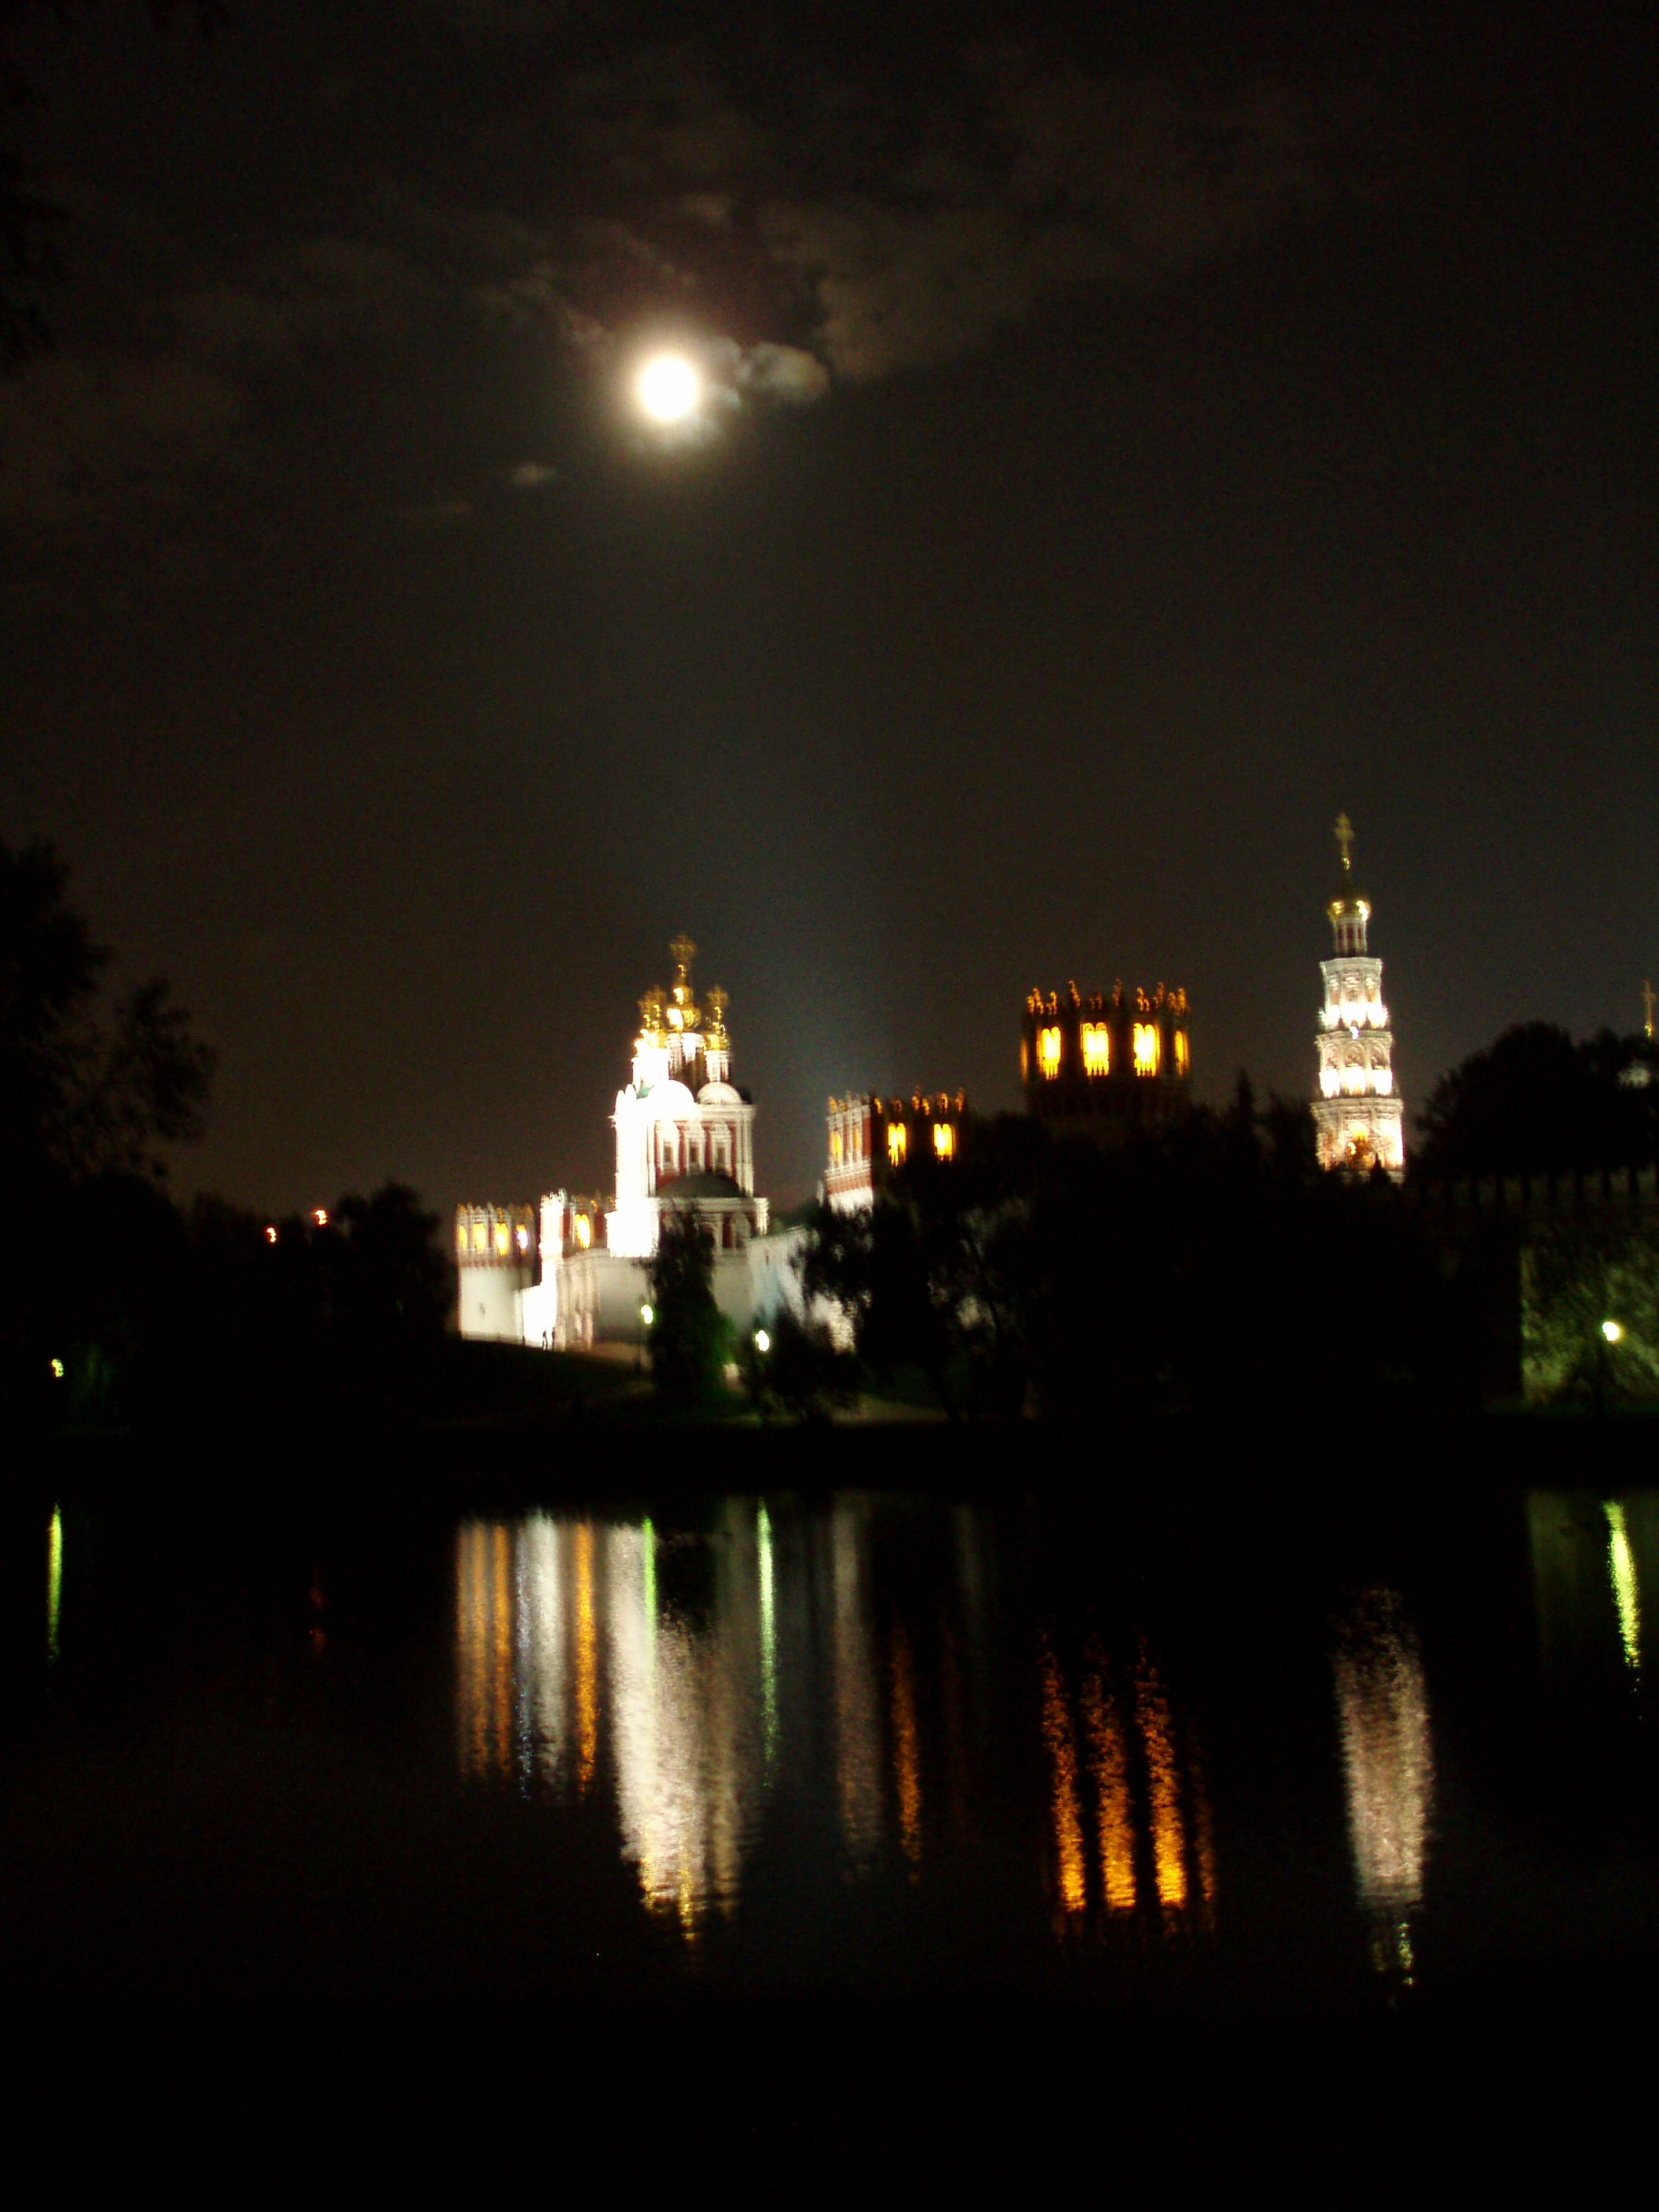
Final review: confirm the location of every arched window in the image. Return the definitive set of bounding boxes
[1081,1023,1110,1075]
[1038,1026,1063,1078]
[1133,1023,1160,1077]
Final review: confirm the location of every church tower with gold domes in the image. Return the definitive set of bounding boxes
[1313,815,1406,1177]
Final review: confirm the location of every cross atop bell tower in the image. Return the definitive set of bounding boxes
[1327,813,1372,957]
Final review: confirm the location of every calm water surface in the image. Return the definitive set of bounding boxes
[7,1474,1659,2019]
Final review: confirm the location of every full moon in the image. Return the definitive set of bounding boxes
[634,352,702,426]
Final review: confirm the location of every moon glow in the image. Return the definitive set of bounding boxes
[635,353,703,426]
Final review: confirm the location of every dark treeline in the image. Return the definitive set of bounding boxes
[2,840,450,1433]
[1415,1022,1659,1180]
[791,1086,1465,1421]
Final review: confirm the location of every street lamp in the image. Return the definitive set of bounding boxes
[1602,1320,1624,1343]
[754,1328,771,1355]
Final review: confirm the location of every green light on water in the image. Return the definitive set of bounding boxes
[46,1508,62,1665]
[1605,1501,1642,1675]
[757,1501,778,1768]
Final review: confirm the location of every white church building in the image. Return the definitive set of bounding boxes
[456,937,800,1350]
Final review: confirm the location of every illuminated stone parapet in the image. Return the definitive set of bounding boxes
[455,1203,537,1342]
[824,1090,967,1213]
[1020,981,1192,1128]
[1311,816,1405,1177]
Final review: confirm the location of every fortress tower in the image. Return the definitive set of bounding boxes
[1021,979,1192,1129]
[1313,815,1405,1177]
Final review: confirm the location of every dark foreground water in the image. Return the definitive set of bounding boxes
[6,1435,1659,2173]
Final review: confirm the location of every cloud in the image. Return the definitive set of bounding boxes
[0,351,245,528]
[401,495,475,529]
[0,220,434,530]
[505,460,558,489]
[530,46,1401,386]
[756,64,1377,380]
[738,340,830,405]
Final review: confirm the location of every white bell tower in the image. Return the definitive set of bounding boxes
[1313,814,1406,1177]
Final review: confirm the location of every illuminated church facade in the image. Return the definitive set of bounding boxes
[1313,815,1406,1177]
[457,937,796,1349]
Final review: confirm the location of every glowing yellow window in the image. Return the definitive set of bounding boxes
[456,1222,468,1254]
[830,1129,844,1165]
[932,1120,955,1159]
[515,1225,530,1253]
[471,1222,486,1252]
[1173,1029,1189,1077]
[1133,1023,1161,1077]
[1038,1025,1063,1079]
[887,1121,908,1166]
[1081,1022,1111,1076]
[574,1213,592,1249]
[493,1221,510,1256]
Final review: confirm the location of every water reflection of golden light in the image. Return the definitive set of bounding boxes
[574,1524,598,1796]
[833,1503,883,1870]
[1081,1669,1136,1913]
[1039,1643,1087,1916]
[1188,1732,1218,1923]
[491,1524,512,1777]
[1135,1655,1188,1913]
[1334,1589,1434,1979]
[890,1624,923,1869]
[1605,1502,1642,1675]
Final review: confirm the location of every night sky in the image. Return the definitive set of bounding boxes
[2,0,1654,1214]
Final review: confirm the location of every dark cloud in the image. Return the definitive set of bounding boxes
[503,42,1405,384]
[0,209,434,525]
[0,17,1407,526]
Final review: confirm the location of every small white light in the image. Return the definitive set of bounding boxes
[1602,1320,1624,1343]
[265,1226,278,1245]
[50,1358,64,1380]
[640,1303,655,1327]
[754,1329,771,1354]
[313,1208,328,1228]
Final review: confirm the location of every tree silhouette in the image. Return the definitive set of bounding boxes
[646,1207,731,1409]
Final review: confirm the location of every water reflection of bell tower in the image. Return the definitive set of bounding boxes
[1312,814,1406,1178]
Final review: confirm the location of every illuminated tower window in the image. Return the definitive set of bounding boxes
[471,1221,487,1253]
[574,1213,592,1249]
[887,1120,908,1166]
[493,1221,511,1256]
[932,1120,955,1159]
[1133,1023,1160,1077]
[830,1129,844,1164]
[1038,1025,1063,1079]
[1082,1022,1111,1076]
[1174,1030,1189,1077]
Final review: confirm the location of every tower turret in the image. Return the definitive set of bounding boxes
[1313,814,1405,1176]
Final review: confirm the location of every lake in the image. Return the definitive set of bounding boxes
[7,1439,1659,2166]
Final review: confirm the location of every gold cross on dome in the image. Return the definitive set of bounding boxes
[1643,978,1655,1040]
[1334,812,1355,872]
[668,933,696,983]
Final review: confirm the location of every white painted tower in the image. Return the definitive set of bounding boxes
[1313,814,1406,1177]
